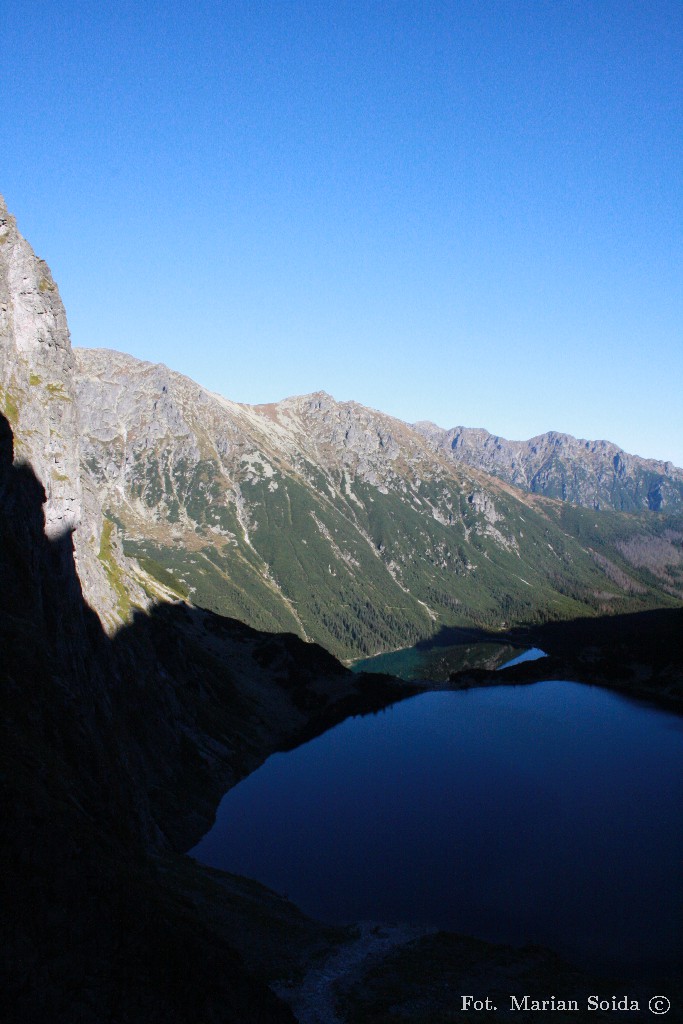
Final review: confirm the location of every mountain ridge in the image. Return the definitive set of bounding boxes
[74,345,683,659]
[414,420,683,511]
[77,346,683,513]
[415,418,680,470]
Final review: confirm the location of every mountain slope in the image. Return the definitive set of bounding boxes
[415,421,683,512]
[75,348,683,661]
[0,192,412,1023]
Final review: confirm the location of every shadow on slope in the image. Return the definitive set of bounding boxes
[0,412,411,1024]
[423,609,683,706]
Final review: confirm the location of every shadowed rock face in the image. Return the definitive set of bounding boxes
[0,411,242,1021]
[0,408,409,1022]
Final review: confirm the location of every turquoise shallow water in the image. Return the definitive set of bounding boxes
[192,680,683,977]
[350,638,520,679]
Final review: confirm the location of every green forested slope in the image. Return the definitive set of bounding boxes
[75,351,683,660]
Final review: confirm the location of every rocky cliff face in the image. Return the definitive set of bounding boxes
[415,422,683,512]
[0,195,148,628]
[0,196,80,534]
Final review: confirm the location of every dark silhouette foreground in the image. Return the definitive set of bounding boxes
[3,411,681,1023]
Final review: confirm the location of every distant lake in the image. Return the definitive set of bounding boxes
[350,635,546,680]
[191,680,683,978]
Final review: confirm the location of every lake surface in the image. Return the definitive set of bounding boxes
[351,636,544,680]
[191,680,683,978]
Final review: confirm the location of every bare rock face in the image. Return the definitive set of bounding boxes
[0,196,79,535]
[0,195,145,628]
[415,422,683,512]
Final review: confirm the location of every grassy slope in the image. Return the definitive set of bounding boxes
[115,434,683,660]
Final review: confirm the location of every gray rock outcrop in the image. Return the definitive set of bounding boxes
[414,422,683,512]
[0,194,146,628]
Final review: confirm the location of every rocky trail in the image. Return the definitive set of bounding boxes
[273,921,434,1024]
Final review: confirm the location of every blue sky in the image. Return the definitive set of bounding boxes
[3,1,682,465]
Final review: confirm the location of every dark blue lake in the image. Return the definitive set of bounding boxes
[191,680,683,977]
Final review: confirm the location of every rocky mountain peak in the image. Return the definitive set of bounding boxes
[415,421,683,512]
[0,202,146,628]
[0,194,79,536]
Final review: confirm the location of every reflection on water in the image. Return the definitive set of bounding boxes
[497,646,547,670]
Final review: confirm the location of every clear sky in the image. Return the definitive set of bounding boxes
[2,1,682,465]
